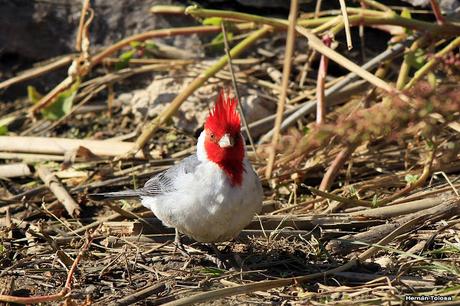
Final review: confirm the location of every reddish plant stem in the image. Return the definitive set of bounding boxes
[316,35,332,125]
[319,144,357,191]
[430,0,445,25]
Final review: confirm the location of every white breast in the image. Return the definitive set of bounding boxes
[141,133,263,242]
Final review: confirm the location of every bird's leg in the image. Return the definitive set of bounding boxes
[173,228,189,257]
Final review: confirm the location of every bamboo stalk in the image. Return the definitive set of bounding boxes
[0,136,142,158]
[36,166,81,218]
[0,163,31,178]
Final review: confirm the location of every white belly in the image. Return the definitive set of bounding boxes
[141,160,263,242]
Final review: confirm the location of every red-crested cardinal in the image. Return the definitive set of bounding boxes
[90,90,263,243]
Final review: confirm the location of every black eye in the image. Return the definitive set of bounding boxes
[209,133,215,140]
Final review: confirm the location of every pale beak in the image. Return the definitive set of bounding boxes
[218,133,234,148]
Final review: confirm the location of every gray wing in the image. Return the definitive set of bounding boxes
[139,154,200,196]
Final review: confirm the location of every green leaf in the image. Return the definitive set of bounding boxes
[0,115,16,136]
[405,174,419,184]
[145,41,158,51]
[401,8,413,35]
[202,17,222,26]
[41,79,80,121]
[371,195,379,207]
[0,244,4,253]
[27,85,43,104]
[129,41,142,48]
[208,32,234,51]
[407,48,426,69]
[201,267,225,276]
[401,8,411,19]
[115,49,136,70]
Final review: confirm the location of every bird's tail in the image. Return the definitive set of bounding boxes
[88,189,141,201]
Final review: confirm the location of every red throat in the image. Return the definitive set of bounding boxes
[204,90,244,186]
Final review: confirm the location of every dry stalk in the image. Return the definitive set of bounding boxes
[36,166,81,218]
[220,22,259,160]
[0,55,74,90]
[75,0,91,51]
[28,22,255,116]
[0,163,31,178]
[396,37,425,90]
[338,0,353,50]
[265,0,299,179]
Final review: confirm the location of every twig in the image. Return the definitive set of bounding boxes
[360,0,393,12]
[220,22,259,161]
[36,166,81,218]
[308,186,373,207]
[29,23,255,116]
[265,0,299,179]
[75,0,91,51]
[295,25,395,93]
[312,148,435,206]
[338,0,353,50]
[0,163,31,178]
[0,55,74,90]
[113,283,166,306]
[92,24,255,66]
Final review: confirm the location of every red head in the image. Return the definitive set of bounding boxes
[204,89,244,186]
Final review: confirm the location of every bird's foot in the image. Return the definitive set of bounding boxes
[173,229,190,257]
[204,243,232,269]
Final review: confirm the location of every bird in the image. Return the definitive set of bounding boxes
[89,89,263,247]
